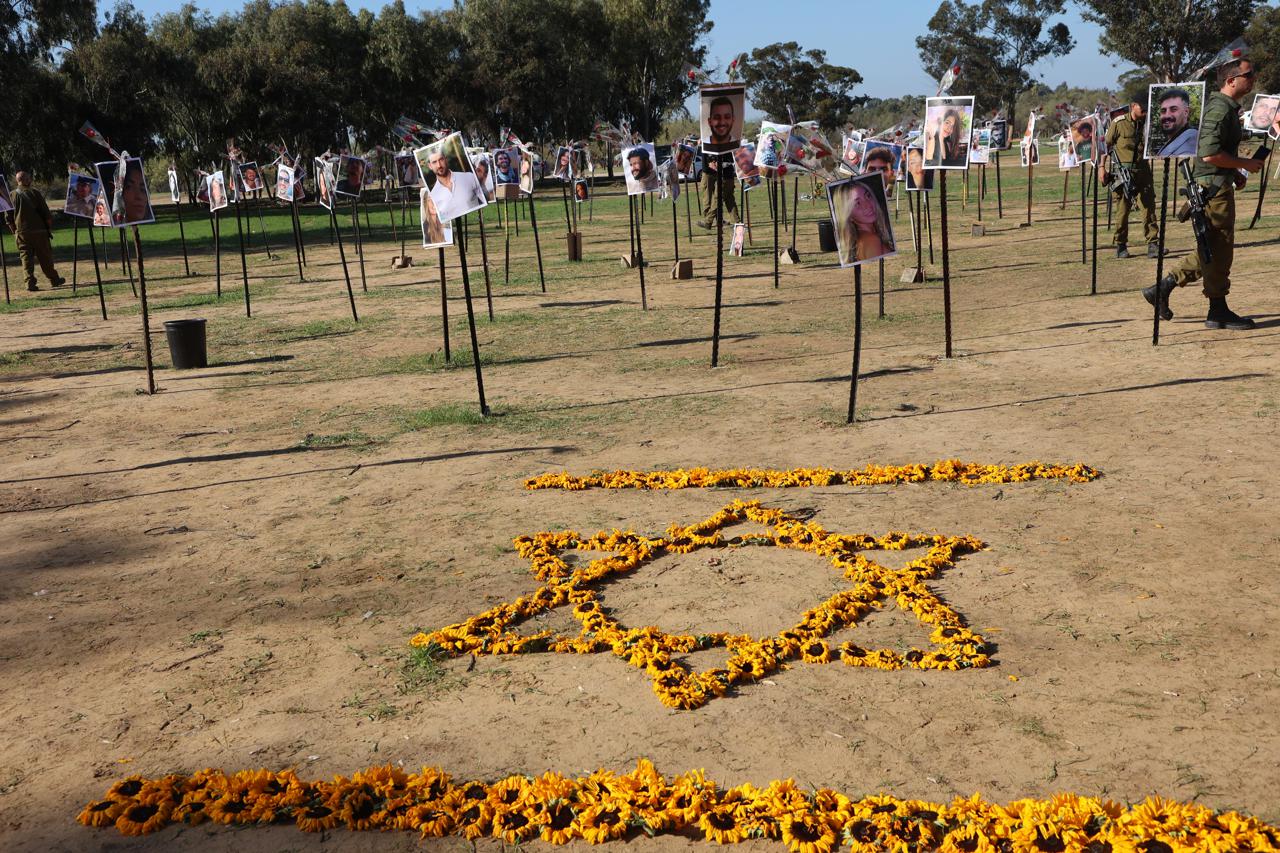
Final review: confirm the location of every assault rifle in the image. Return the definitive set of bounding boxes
[1110,158,1139,204]
[1179,159,1212,266]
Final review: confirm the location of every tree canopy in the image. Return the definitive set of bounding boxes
[1079,0,1257,83]
[5,0,712,176]
[739,41,865,128]
[916,0,1073,123]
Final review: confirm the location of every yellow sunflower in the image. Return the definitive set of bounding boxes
[780,811,838,853]
[105,777,145,803]
[538,801,579,844]
[171,790,212,826]
[699,803,749,844]
[493,805,539,843]
[205,791,252,825]
[295,802,340,832]
[800,639,832,664]
[338,791,381,830]
[404,803,455,837]
[578,802,631,845]
[77,799,124,828]
[114,799,172,836]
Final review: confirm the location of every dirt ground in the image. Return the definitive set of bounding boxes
[2,179,1280,852]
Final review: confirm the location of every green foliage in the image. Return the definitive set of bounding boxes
[394,403,490,430]
[29,0,712,178]
[739,42,865,128]
[1079,0,1257,83]
[847,96,928,134]
[1246,3,1280,95]
[916,0,1074,124]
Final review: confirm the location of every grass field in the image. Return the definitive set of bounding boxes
[3,161,1280,852]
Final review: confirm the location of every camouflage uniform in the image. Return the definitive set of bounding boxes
[1104,114,1157,248]
[4,184,63,291]
[1170,91,1242,297]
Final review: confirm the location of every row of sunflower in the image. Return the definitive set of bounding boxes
[80,759,1280,851]
[411,500,990,710]
[523,460,1101,491]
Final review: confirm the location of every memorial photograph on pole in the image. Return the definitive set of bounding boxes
[922,95,975,169]
[827,171,897,268]
[415,131,488,221]
[699,83,745,154]
[1144,83,1205,159]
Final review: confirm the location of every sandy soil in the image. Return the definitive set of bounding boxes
[2,181,1280,852]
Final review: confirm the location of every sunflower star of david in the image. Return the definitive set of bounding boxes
[411,499,991,710]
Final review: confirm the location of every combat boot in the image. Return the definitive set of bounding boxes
[1115,245,1129,258]
[1142,274,1176,321]
[1204,297,1256,330]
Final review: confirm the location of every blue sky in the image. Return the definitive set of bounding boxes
[120,0,1134,100]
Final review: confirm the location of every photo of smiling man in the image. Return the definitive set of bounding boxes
[699,84,745,155]
[1146,83,1205,159]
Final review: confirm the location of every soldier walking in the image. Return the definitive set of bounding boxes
[4,172,66,292]
[1103,101,1159,258]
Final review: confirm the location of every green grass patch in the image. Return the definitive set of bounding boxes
[297,429,376,448]
[0,351,34,369]
[394,403,490,431]
[376,347,491,375]
[275,317,363,342]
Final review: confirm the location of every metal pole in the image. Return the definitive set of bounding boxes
[438,247,451,361]
[1152,159,1171,346]
[332,204,359,322]
[351,200,367,293]
[477,212,495,321]
[87,222,107,319]
[233,198,250,316]
[456,237,490,415]
[528,192,545,293]
[846,264,863,424]
[940,173,953,358]
[711,153,726,366]
[131,226,155,395]
[1090,163,1099,295]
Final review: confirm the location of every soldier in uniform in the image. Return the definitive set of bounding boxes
[1102,101,1158,258]
[1144,41,1268,330]
[4,172,66,291]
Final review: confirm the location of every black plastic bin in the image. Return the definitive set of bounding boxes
[817,219,837,252]
[163,319,208,369]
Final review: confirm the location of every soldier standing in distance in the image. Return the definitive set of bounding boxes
[1144,41,1269,330]
[1103,101,1158,258]
[4,172,66,292]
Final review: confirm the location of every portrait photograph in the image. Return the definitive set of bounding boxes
[167,168,180,203]
[64,173,100,219]
[658,157,682,201]
[699,83,746,154]
[841,136,865,174]
[1070,115,1099,163]
[275,164,295,202]
[492,148,522,185]
[314,157,336,210]
[733,142,761,186]
[419,187,455,249]
[1145,82,1205,159]
[754,122,789,174]
[784,122,837,175]
[238,161,264,194]
[861,142,903,190]
[395,152,423,188]
[336,154,367,197]
[729,222,745,257]
[622,143,662,195]
[207,170,229,212]
[551,146,572,181]
[519,153,535,194]
[573,178,589,204]
[674,143,696,179]
[469,150,495,201]
[95,157,155,227]
[923,96,975,169]
[571,147,590,177]
[826,172,897,268]
[904,146,934,192]
[415,131,488,222]
[0,175,11,214]
[1246,93,1280,139]
[1058,135,1079,171]
[970,128,991,165]
[989,118,1010,150]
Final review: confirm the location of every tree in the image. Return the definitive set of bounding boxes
[1246,2,1280,95]
[1079,0,1257,82]
[601,0,710,139]
[739,42,864,128]
[916,0,1073,122]
[1,0,96,174]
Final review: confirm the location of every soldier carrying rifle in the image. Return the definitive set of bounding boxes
[1102,101,1159,258]
[1144,40,1279,330]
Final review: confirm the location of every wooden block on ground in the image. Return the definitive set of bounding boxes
[671,259,693,279]
[778,247,799,264]
[971,224,985,237]
[900,267,924,283]
[620,254,635,268]
[391,256,414,269]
